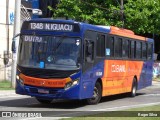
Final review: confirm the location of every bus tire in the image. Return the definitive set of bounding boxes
[36,98,52,104]
[130,78,137,97]
[87,82,102,105]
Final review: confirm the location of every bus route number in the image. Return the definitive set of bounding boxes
[30,23,43,30]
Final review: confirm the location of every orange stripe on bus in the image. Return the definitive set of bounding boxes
[102,87,131,96]
[110,26,146,41]
[101,60,144,96]
[103,80,124,86]
[19,74,71,88]
[103,85,124,90]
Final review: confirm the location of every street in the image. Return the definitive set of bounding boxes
[0,81,160,118]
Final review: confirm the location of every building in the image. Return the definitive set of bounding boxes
[0,0,32,81]
[0,0,15,81]
[0,0,57,81]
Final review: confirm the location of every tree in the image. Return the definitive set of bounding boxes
[48,0,120,25]
[48,0,160,34]
[124,0,160,34]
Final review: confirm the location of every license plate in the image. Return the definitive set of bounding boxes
[38,89,49,94]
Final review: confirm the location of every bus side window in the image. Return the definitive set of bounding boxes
[142,42,147,60]
[122,39,129,58]
[147,43,153,60]
[136,41,142,59]
[96,34,105,57]
[106,36,114,57]
[115,38,122,58]
[130,41,135,59]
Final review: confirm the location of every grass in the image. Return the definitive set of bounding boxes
[62,117,160,120]
[62,104,160,120]
[0,80,14,90]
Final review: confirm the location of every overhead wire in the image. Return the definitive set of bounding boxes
[80,0,121,13]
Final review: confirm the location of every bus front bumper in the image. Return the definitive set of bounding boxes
[15,80,80,100]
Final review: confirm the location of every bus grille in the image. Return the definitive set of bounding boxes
[17,65,77,79]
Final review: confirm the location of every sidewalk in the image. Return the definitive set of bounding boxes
[0,90,15,97]
[0,81,160,97]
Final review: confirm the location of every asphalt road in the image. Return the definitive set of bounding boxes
[0,81,160,119]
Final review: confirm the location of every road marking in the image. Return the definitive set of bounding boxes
[38,102,160,117]
[92,102,160,111]
[142,93,160,96]
[0,95,25,98]
[1,102,160,119]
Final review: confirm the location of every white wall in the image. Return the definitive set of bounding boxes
[0,0,15,81]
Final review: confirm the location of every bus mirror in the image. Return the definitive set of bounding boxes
[12,41,16,53]
[12,33,20,53]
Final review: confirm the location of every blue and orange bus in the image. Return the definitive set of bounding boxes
[14,19,154,104]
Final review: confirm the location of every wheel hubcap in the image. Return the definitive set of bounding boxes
[93,87,99,98]
[133,85,136,94]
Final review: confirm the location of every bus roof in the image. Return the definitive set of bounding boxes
[23,18,111,33]
[24,18,153,41]
[28,18,77,24]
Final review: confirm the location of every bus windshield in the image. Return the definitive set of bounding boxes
[17,35,81,70]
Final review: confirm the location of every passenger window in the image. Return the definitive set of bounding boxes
[136,41,142,59]
[115,38,122,58]
[147,43,153,60]
[106,36,114,57]
[130,41,135,59]
[122,39,129,58]
[142,42,147,60]
[97,34,105,57]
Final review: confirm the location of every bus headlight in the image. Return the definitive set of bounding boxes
[16,75,20,80]
[64,78,80,90]
[72,79,79,85]
[19,78,24,86]
[16,75,24,86]
[64,82,72,90]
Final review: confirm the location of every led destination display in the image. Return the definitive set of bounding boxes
[21,21,80,32]
[30,23,73,31]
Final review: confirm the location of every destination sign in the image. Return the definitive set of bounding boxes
[28,23,74,31]
[23,35,43,43]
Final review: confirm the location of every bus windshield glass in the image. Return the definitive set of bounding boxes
[17,35,81,70]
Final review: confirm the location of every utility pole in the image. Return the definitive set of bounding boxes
[6,0,9,52]
[120,0,124,28]
[5,0,9,81]
[11,0,21,88]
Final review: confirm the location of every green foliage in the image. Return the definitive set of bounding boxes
[52,0,115,25]
[49,0,160,34]
[124,0,160,34]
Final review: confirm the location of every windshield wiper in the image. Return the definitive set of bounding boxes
[53,36,65,53]
[46,36,66,63]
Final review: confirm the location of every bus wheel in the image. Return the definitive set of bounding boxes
[87,82,102,105]
[130,78,137,97]
[36,98,52,104]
